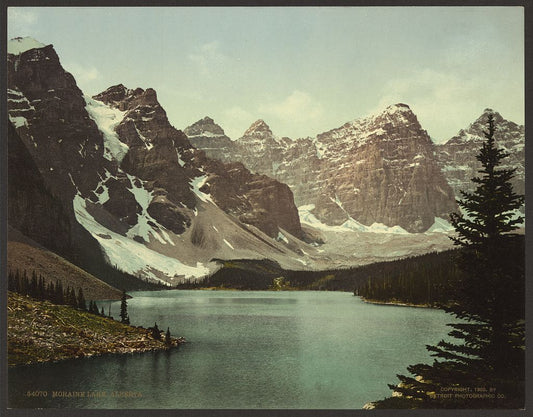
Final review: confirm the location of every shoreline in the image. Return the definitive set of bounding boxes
[8,292,186,367]
[359,296,439,309]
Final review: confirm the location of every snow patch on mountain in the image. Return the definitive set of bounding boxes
[9,116,28,128]
[298,204,409,234]
[73,194,207,281]
[85,96,129,162]
[277,231,289,244]
[425,217,454,233]
[8,37,46,55]
[223,239,235,250]
[124,174,175,246]
[190,175,215,204]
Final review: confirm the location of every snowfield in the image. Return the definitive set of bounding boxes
[73,194,209,282]
[84,96,129,162]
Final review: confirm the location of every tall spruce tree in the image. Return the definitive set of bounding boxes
[373,114,525,409]
[77,288,87,310]
[120,289,130,324]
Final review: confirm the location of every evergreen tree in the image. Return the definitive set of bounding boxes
[374,114,525,408]
[37,276,45,300]
[54,280,64,304]
[120,289,130,324]
[151,322,161,340]
[77,288,87,310]
[165,327,171,345]
[30,271,38,298]
[21,271,29,296]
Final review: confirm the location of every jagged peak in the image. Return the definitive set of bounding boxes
[8,37,47,55]
[93,85,162,110]
[184,116,226,137]
[243,119,272,137]
[444,108,522,145]
[474,108,504,124]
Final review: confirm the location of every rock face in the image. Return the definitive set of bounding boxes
[187,104,458,232]
[7,122,72,256]
[7,42,107,203]
[436,109,525,201]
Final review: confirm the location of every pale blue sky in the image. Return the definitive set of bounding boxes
[8,7,524,142]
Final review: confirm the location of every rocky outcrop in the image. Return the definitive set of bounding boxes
[436,109,525,201]
[188,105,458,232]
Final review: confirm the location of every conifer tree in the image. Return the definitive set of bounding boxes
[38,276,45,300]
[151,322,161,340]
[165,327,171,345]
[77,288,87,310]
[374,114,525,408]
[54,280,64,304]
[120,289,130,324]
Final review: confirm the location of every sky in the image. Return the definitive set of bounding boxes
[7,7,524,142]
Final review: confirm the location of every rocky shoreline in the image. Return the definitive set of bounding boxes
[8,292,185,367]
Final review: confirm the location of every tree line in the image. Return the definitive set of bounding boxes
[355,250,463,306]
[8,269,176,345]
[9,268,109,318]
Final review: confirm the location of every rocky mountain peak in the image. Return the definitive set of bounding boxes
[92,84,130,105]
[436,109,524,205]
[243,119,273,137]
[447,109,521,145]
[93,85,160,112]
[184,116,227,138]
[374,103,419,126]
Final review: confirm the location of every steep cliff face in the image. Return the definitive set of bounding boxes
[312,104,457,232]
[436,109,525,200]
[7,41,108,202]
[7,122,73,256]
[187,104,458,232]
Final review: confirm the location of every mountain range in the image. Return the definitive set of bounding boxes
[6,37,525,286]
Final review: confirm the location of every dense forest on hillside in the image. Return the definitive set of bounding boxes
[175,249,465,306]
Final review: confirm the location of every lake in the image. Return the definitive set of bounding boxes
[8,290,455,409]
